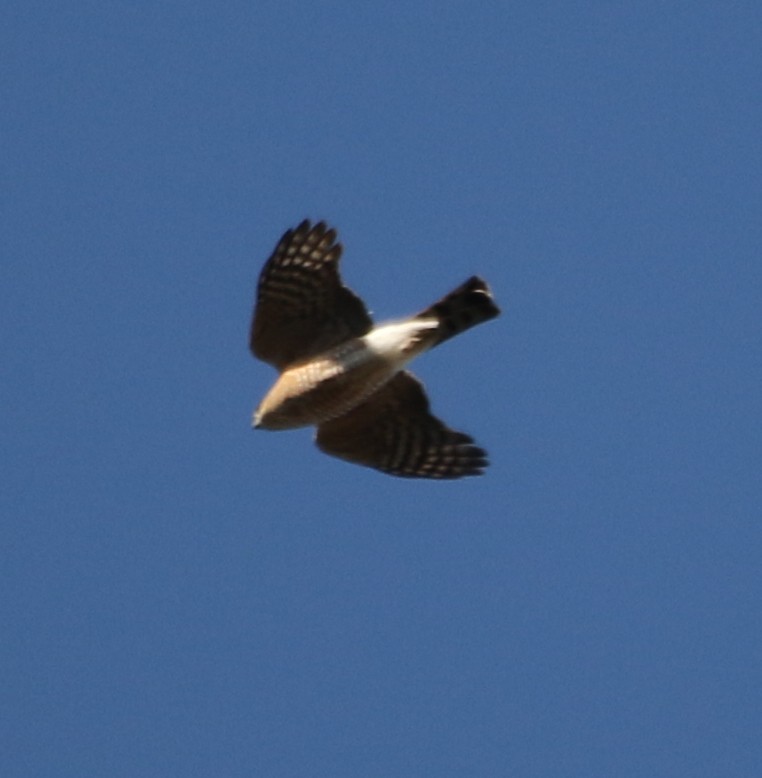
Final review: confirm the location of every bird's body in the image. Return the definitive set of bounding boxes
[249,220,500,478]
[255,319,439,430]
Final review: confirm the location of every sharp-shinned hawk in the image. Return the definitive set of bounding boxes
[249,220,500,478]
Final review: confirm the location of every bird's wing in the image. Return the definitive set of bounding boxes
[315,371,488,478]
[250,220,373,369]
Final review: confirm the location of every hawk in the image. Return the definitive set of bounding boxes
[249,220,500,478]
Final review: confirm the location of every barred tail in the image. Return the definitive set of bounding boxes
[416,276,500,347]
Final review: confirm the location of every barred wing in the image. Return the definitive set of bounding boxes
[315,371,488,479]
[250,220,372,369]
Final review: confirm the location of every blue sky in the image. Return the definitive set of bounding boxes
[3,2,761,776]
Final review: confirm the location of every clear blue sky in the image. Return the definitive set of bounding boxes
[3,2,760,776]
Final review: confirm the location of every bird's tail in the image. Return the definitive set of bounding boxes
[415,276,500,347]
